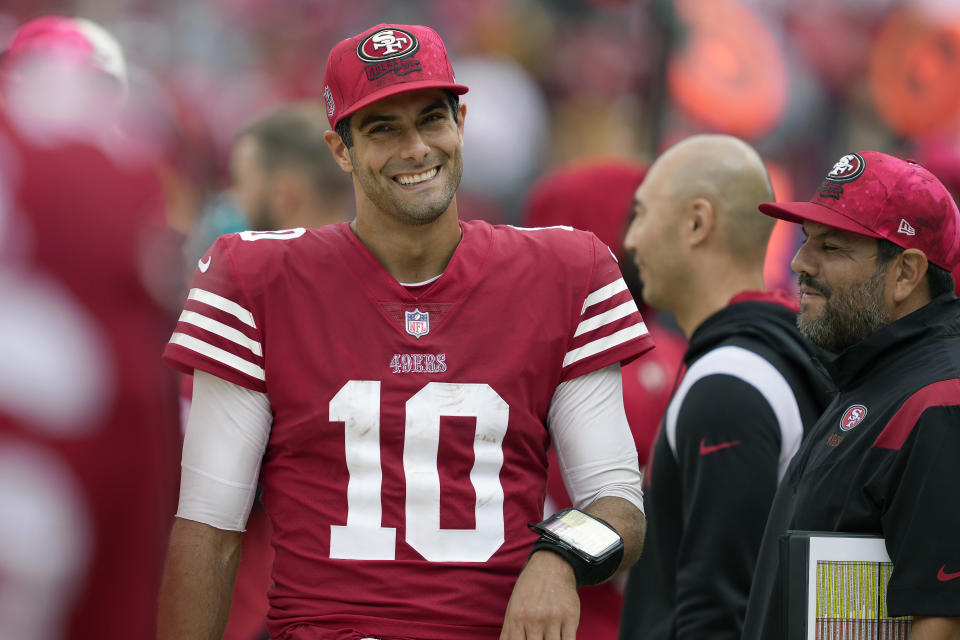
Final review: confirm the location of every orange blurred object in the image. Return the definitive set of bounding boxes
[869,7,960,137]
[668,0,788,139]
[763,161,799,293]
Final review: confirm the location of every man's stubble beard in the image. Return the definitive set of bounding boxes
[351,147,463,227]
[797,267,891,353]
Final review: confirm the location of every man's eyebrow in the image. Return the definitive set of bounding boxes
[802,225,849,242]
[357,113,397,131]
[419,100,447,116]
[356,101,448,131]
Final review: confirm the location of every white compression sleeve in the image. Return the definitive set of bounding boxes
[177,370,272,531]
[547,363,645,514]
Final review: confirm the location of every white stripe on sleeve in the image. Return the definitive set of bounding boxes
[563,322,649,368]
[574,299,639,337]
[187,288,256,328]
[169,332,265,381]
[177,310,263,356]
[581,278,629,313]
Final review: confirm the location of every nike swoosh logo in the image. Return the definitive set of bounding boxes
[938,565,960,582]
[699,439,742,456]
[198,256,211,273]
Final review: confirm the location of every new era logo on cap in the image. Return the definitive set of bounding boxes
[322,23,469,129]
[758,150,960,271]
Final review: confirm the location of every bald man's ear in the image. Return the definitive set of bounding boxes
[686,197,715,247]
[324,130,354,174]
[890,249,929,305]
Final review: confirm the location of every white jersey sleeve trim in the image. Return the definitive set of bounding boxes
[574,299,640,337]
[563,323,648,368]
[169,333,265,381]
[176,370,273,531]
[177,310,263,356]
[547,364,644,514]
[581,278,629,313]
[187,288,256,328]
[664,345,803,482]
[506,224,574,232]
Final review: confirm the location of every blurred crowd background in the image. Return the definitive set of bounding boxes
[4,1,960,637]
[5,0,960,260]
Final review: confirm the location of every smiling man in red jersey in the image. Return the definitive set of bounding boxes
[618,135,830,640]
[158,24,653,640]
[742,151,960,640]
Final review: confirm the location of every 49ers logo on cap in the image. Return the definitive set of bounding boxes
[839,404,868,431]
[826,153,866,183]
[357,28,419,62]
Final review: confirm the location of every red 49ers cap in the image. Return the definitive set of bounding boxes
[759,151,960,271]
[322,24,468,129]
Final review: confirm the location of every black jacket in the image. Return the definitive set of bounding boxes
[619,293,831,640]
[742,294,960,639]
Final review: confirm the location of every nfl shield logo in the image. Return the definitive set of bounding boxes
[405,309,429,339]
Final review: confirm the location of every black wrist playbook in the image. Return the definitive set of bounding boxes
[528,508,625,588]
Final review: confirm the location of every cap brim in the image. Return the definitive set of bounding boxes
[334,80,469,127]
[758,201,882,239]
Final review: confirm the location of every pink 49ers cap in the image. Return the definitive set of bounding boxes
[2,15,127,90]
[322,24,468,129]
[759,151,960,271]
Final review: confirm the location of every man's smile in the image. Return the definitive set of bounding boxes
[393,166,440,187]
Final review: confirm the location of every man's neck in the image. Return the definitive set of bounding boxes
[673,264,766,339]
[351,205,462,284]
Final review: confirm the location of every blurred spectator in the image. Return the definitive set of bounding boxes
[0,15,128,141]
[0,94,180,639]
[456,55,549,211]
[523,160,686,640]
[618,135,830,640]
[230,101,351,231]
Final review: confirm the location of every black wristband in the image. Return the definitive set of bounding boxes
[528,511,625,588]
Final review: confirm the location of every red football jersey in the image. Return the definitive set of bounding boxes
[164,220,653,640]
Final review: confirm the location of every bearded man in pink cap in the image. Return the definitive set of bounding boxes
[742,151,960,640]
[158,24,652,640]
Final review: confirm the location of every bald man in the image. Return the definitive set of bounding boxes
[617,135,831,640]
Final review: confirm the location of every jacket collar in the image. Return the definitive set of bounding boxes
[823,294,960,389]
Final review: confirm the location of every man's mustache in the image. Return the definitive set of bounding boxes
[798,274,830,298]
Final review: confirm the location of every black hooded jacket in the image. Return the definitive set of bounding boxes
[620,293,831,640]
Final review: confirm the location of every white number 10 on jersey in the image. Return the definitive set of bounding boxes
[329,381,509,563]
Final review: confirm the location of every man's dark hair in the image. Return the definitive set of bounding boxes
[876,238,955,298]
[237,103,344,196]
[334,90,460,149]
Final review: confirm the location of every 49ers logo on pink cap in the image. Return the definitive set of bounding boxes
[839,404,868,431]
[826,153,866,183]
[357,28,419,62]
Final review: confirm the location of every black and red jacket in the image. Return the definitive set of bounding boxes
[743,293,960,639]
[620,292,831,640]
